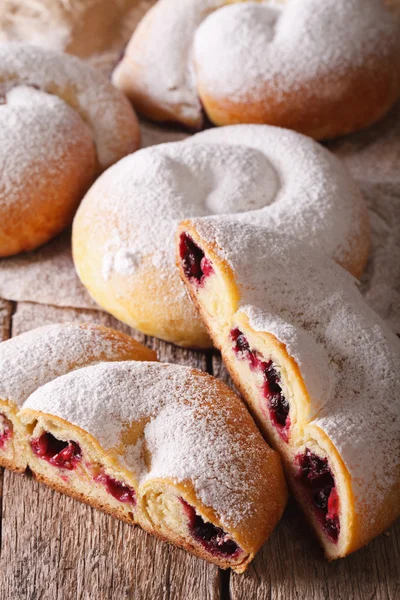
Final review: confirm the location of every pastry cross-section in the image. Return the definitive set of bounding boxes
[0,322,156,472]
[18,361,287,572]
[177,218,400,559]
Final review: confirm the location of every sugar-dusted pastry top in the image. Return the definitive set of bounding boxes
[184,219,400,521]
[0,42,140,169]
[0,323,155,407]
[193,0,399,103]
[22,361,283,531]
[0,85,94,208]
[79,124,368,287]
[114,0,400,130]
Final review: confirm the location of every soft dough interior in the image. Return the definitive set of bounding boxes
[178,230,308,448]
[20,410,250,568]
[0,400,27,472]
[288,427,354,559]
[140,482,247,568]
[21,413,138,524]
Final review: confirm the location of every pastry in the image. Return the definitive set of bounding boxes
[177,218,400,559]
[0,42,140,257]
[19,361,287,572]
[113,0,400,138]
[0,322,156,472]
[72,125,369,348]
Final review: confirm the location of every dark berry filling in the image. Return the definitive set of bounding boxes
[0,413,13,449]
[230,328,291,441]
[31,432,82,470]
[179,233,214,285]
[94,471,136,505]
[180,499,240,558]
[296,448,340,543]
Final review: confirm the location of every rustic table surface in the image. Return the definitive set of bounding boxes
[0,299,398,600]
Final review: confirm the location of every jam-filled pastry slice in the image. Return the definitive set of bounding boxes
[0,323,156,472]
[177,219,400,558]
[19,361,287,571]
[178,222,314,449]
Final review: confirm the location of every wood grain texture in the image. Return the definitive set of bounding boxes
[0,298,13,342]
[0,299,13,563]
[0,302,220,600]
[230,501,399,600]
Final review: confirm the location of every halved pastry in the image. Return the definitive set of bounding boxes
[19,361,287,572]
[177,218,400,559]
[0,323,156,472]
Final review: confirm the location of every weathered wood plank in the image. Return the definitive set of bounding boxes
[230,499,399,600]
[0,298,13,342]
[0,299,14,560]
[0,302,220,600]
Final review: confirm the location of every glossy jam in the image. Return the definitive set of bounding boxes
[230,328,290,441]
[94,472,136,505]
[179,233,214,285]
[180,499,240,557]
[296,448,340,542]
[31,432,82,471]
[0,413,13,449]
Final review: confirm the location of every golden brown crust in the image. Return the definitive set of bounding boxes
[139,521,252,573]
[199,63,400,140]
[0,455,26,474]
[0,93,96,257]
[72,186,212,349]
[1,41,141,257]
[74,323,158,363]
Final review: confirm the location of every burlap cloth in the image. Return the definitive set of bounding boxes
[0,0,399,332]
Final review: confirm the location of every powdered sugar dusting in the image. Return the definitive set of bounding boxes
[0,85,94,203]
[0,42,139,169]
[77,125,368,343]
[0,322,152,407]
[191,218,400,527]
[22,361,280,529]
[194,0,399,102]
[116,0,399,127]
[102,233,142,281]
[0,231,97,309]
[359,181,400,331]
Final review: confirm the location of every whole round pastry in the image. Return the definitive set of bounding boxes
[176,218,400,560]
[113,0,400,139]
[0,42,140,257]
[0,322,156,472]
[72,125,370,348]
[19,361,287,572]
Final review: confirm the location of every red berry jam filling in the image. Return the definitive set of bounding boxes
[179,233,214,285]
[94,471,136,505]
[180,499,240,558]
[230,328,290,441]
[296,448,340,543]
[0,413,13,449]
[31,432,82,470]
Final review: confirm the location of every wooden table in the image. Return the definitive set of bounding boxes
[0,298,398,600]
